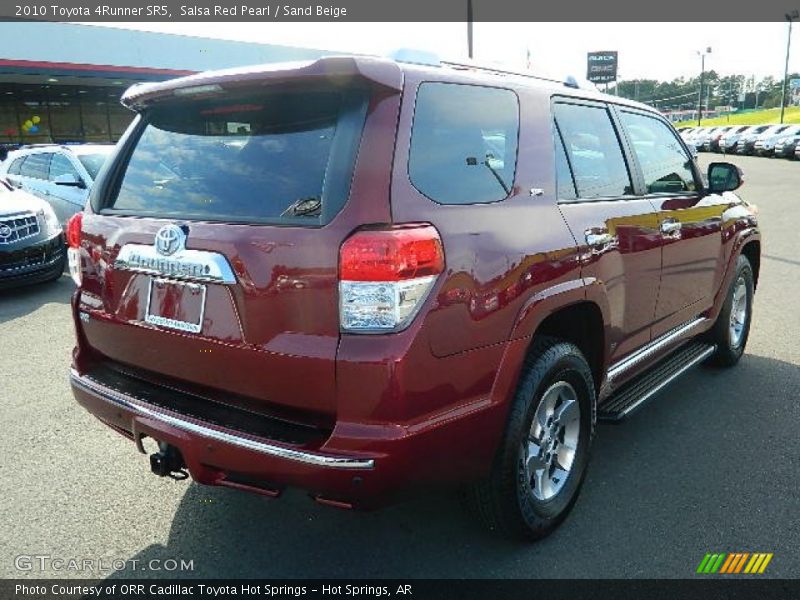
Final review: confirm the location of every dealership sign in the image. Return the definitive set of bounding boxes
[587,51,618,83]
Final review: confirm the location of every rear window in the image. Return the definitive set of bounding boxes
[105,88,368,225]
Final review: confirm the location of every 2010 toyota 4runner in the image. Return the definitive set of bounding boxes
[68,55,760,539]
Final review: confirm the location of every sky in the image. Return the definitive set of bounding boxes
[94,22,797,83]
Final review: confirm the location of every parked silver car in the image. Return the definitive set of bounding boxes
[0,144,113,227]
[754,124,800,156]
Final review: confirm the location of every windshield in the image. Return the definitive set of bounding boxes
[78,153,110,180]
[106,87,368,225]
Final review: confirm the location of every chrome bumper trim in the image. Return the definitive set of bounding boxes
[70,369,374,470]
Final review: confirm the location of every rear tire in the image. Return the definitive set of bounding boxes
[706,254,754,367]
[464,337,595,540]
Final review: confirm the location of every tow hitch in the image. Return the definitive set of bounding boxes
[149,442,189,480]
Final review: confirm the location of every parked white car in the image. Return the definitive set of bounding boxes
[754,124,800,156]
[0,144,113,228]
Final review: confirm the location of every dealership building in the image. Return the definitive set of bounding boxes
[0,23,325,146]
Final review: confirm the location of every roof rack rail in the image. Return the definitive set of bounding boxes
[440,59,589,90]
[385,49,594,90]
[17,143,63,149]
[386,48,441,66]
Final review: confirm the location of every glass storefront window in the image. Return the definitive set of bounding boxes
[0,83,134,146]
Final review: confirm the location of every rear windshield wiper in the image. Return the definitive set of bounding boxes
[281,197,322,217]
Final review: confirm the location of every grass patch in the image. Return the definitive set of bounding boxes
[676,106,800,127]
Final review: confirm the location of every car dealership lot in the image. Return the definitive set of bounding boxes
[0,154,797,579]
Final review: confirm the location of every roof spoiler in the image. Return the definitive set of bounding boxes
[121,55,404,110]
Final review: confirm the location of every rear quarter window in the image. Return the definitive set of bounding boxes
[7,156,25,175]
[408,83,519,205]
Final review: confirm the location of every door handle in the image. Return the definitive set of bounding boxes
[585,230,615,248]
[660,219,682,235]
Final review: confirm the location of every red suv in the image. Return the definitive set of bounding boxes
[68,55,760,539]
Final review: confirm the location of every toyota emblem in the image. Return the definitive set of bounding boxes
[154,224,186,256]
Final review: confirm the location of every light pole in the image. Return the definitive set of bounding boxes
[780,10,799,124]
[697,47,712,126]
[467,0,474,59]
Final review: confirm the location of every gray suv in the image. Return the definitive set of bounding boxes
[0,144,113,227]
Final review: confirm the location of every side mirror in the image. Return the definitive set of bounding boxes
[707,162,743,193]
[54,173,85,188]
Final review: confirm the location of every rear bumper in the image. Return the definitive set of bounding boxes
[70,361,508,508]
[71,368,373,470]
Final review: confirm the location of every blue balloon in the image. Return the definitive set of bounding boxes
[29,125,39,133]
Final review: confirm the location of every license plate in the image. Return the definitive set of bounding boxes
[145,277,206,334]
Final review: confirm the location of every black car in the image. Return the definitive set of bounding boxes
[0,177,65,289]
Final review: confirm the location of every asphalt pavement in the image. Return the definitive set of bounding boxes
[0,154,797,579]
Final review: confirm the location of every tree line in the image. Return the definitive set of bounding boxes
[608,71,800,111]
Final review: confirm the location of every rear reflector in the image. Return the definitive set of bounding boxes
[339,225,444,332]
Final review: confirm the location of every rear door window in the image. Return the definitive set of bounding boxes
[618,111,698,194]
[554,127,577,201]
[553,102,633,199]
[20,153,51,180]
[409,83,519,205]
[106,87,368,225]
[49,153,80,181]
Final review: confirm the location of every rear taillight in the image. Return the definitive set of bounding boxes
[66,212,83,286]
[339,224,444,332]
[66,212,82,248]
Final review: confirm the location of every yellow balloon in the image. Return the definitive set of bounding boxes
[24,120,32,128]
[32,115,40,124]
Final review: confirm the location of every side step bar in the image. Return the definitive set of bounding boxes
[598,341,716,422]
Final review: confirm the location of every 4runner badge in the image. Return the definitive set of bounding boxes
[154,224,186,256]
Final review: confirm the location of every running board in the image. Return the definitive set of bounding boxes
[598,341,716,422]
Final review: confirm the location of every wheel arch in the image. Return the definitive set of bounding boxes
[525,300,606,393]
[740,239,760,290]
